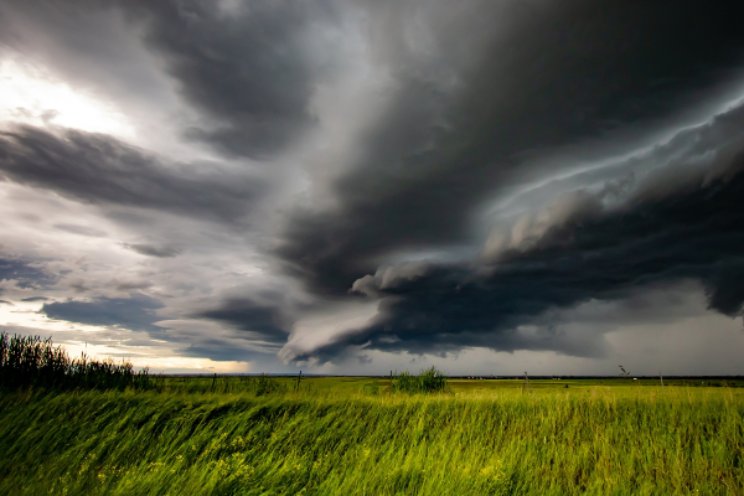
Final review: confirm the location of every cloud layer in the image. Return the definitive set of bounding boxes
[1,0,744,373]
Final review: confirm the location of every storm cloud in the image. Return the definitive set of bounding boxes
[293,161,744,362]
[0,125,263,222]
[1,0,744,373]
[41,294,163,332]
[121,0,345,158]
[277,0,744,296]
[195,296,293,350]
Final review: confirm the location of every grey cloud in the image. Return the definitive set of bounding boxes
[0,258,54,289]
[0,125,263,222]
[112,280,153,292]
[122,0,344,158]
[182,338,265,362]
[278,0,744,296]
[3,0,744,372]
[41,294,164,332]
[20,296,48,302]
[123,243,181,258]
[291,160,744,362]
[194,297,291,348]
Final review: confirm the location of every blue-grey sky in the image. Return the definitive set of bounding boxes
[1,0,744,374]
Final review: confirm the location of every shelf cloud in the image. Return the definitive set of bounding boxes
[1,0,744,374]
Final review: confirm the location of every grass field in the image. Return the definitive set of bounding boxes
[1,377,742,495]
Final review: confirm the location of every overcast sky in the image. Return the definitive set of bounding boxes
[1,0,744,375]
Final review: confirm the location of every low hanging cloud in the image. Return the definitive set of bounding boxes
[0,125,263,223]
[194,296,293,350]
[41,294,164,333]
[285,137,744,362]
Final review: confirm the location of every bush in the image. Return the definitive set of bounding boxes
[0,332,150,391]
[392,367,447,393]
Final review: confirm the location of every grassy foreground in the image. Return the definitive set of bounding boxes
[1,379,742,495]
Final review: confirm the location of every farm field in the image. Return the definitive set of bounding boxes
[1,377,743,495]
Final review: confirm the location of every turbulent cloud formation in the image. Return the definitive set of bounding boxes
[195,296,292,349]
[278,0,744,296]
[297,160,744,361]
[124,0,345,158]
[1,0,744,373]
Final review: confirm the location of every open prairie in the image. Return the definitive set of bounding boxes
[1,377,742,495]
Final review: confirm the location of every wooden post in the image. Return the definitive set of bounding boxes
[295,370,302,391]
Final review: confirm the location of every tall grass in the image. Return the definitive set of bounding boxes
[0,332,150,391]
[1,380,741,495]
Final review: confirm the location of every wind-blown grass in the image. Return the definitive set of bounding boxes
[1,381,742,495]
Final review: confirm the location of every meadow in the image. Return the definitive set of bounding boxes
[1,376,742,495]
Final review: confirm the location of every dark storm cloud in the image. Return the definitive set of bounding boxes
[120,0,341,158]
[20,296,49,302]
[41,294,163,332]
[195,297,291,347]
[183,338,267,362]
[3,0,744,372]
[292,160,744,362]
[123,243,181,258]
[278,0,744,295]
[0,258,54,289]
[0,125,262,222]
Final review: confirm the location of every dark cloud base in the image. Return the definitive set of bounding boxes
[277,0,744,297]
[194,297,291,347]
[41,295,163,332]
[296,166,744,362]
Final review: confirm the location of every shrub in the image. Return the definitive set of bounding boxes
[392,367,447,393]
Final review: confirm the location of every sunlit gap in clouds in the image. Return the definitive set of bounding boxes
[0,302,251,374]
[0,58,135,138]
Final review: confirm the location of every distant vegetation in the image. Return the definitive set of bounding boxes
[0,332,150,391]
[392,366,447,393]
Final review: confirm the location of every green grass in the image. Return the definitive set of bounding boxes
[1,379,742,495]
